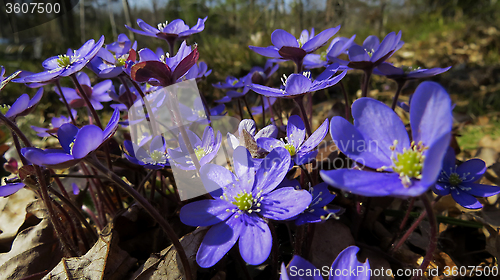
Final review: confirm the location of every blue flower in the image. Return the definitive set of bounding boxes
[347,31,403,70]
[303,35,356,69]
[167,126,222,171]
[180,146,312,267]
[280,246,370,280]
[294,182,341,226]
[0,66,21,91]
[1,88,43,121]
[373,62,451,81]
[258,115,328,166]
[54,72,112,110]
[31,110,77,137]
[13,36,104,84]
[88,34,138,78]
[320,81,453,197]
[126,17,207,47]
[184,61,212,81]
[0,180,25,197]
[124,135,170,169]
[433,147,500,209]
[249,27,340,65]
[227,119,278,151]
[21,109,120,169]
[249,60,280,85]
[248,64,346,98]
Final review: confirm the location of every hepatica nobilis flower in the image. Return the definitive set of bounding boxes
[303,35,356,69]
[180,147,312,267]
[347,31,403,70]
[227,119,278,157]
[258,115,328,165]
[14,36,104,84]
[249,26,340,65]
[294,182,341,226]
[31,110,77,137]
[1,88,43,121]
[0,66,20,91]
[0,180,25,197]
[124,135,170,169]
[248,64,346,98]
[280,246,370,280]
[168,126,222,170]
[21,109,120,169]
[126,17,207,47]
[321,81,453,197]
[89,33,138,78]
[54,72,112,110]
[433,147,500,209]
[373,62,451,82]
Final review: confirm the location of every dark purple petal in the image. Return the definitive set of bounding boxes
[233,146,255,193]
[457,159,486,182]
[302,25,340,52]
[410,81,453,147]
[462,183,500,197]
[329,246,370,280]
[299,118,328,153]
[287,115,306,150]
[433,183,451,196]
[352,97,410,158]
[72,125,104,159]
[451,191,482,209]
[180,199,236,227]
[348,45,370,62]
[271,29,299,48]
[239,214,272,265]
[196,214,243,268]
[260,187,312,220]
[254,147,291,195]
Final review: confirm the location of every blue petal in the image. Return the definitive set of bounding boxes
[285,74,312,96]
[457,159,486,182]
[199,163,239,198]
[285,255,322,280]
[5,94,29,118]
[249,46,281,58]
[451,191,482,209]
[72,125,104,159]
[0,183,25,197]
[329,246,370,280]
[248,84,283,97]
[420,133,451,187]
[57,123,79,153]
[239,214,272,265]
[271,29,299,48]
[180,199,236,227]
[299,118,328,153]
[302,26,340,52]
[348,45,370,62]
[287,115,306,150]
[233,146,256,193]
[260,187,312,220]
[461,183,500,197]
[253,147,291,195]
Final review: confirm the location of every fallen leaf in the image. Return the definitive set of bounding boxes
[132,227,207,280]
[42,224,136,280]
[0,189,36,244]
[309,220,355,269]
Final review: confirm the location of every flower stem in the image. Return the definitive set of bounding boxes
[391,80,406,110]
[242,95,255,123]
[70,74,102,129]
[411,194,438,280]
[294,95,313,136]
[361,68,373,98]
[128,77,160,136]
[261,95,266,128]
[85,156,194,280]
[55,79,77,125]
[12,133,28,165]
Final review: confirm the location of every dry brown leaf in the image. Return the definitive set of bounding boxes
[132,227,207,280]
[42,225,136,280]
[309,220,355,269]
[0,188,36,243]
[0,200,63,280]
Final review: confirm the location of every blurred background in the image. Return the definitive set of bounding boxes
[1,0,500,156]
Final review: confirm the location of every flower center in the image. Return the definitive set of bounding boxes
[148,150,167,164]
[366,48,375,57]
[231,79,239,86]
[194,146,206,160]
[284,143,296,156]
[380,140,428,187]
[402,65,421,74]
[0,104,11,115]
[197,110,206,118]
[232,191,254,210]
[448,173,462,186]
[157,21,169,31]
[57,55,72,68]
[320,51,327,61]
[115,55,127,67]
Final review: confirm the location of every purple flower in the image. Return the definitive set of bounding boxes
[167,126,222,170]
[248,64,346,98]
[303,35,356,69]
[320,81,453,197]
[21,109,120,169]
[249,26,340,65]
[130,42,199,87]
[433,147,500,209]
[258,115,328,165]
[0,66,21,91]
[124,135,170,169]
[180,146,312,267]
[249,60,280,85]
[347,31,403,70]
[373,62,451,81]
[126,17,207,46]
[184,62,212,81]
[213,74,251,90]
[89,34,138,78]
[294,182,341,226]
[227,119,278,151]
[109,84,139,111]
[280,246,370,280]
[31,110,77,137]
[13,36,104,84]
[1,88,43,121]
[54,72,112,110]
